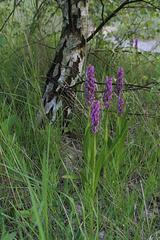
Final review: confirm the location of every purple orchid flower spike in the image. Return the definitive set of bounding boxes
[116,67,124,95]
[134,38,138,49]
[103,76,113,110]
[118,96,125,114]
[85,65,97,105]
[90,100,101,134]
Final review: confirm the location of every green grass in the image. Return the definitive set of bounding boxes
[0,8,160,240]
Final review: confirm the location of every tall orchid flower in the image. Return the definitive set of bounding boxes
[90,100,101,134]
[103,76,113,110]
[85,65,97,105]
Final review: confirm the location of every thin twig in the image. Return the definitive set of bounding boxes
[99,0,105,22]
[87,0,160,43]
[141,0,160,11]
[70,80,159,91]
[87,0,144,42]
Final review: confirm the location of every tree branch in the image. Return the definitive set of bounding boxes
[71,80,159,92]
[87,0,144,42]
[141,0,160,10]
[99,0,105,22]
[87,0,160,42]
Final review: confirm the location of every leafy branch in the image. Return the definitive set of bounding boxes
[87,0,160,42]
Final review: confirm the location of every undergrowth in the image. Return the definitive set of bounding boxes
[0,3,160,240]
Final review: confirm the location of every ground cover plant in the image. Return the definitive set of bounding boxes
[0,1,160,239]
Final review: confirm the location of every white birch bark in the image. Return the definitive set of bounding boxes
[41,0,88,122]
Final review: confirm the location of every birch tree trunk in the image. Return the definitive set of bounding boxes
[42,0,88,122]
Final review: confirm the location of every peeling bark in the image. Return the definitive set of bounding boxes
[41,0,88,122]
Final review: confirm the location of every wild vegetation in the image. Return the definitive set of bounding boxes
[0,1,159,239]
